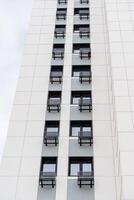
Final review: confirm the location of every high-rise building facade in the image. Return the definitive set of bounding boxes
[0,0,134,199]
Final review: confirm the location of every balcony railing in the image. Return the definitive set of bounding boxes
[79,98,92,112]
[56,11,66,20]
[50,71,62,84]
[78,131,93,146]
[79,27,89,38]
[55,28,65,38]
[47,98,61,112]
[80,0,89,4]
[79,10,89,20]
[39,171,56,188]
[52,49,64,60]
[44,131,59,146]
[79,48,91,59]
[79,71,91,84]
[58,0,67,4]
[77,171,94,188]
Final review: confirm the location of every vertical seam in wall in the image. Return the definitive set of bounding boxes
[103,0,119,200]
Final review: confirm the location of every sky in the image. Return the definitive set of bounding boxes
[0,0,32,156]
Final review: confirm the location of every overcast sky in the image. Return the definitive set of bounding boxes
[0,0,32,155]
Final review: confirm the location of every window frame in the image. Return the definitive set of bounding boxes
[68,157,93,177]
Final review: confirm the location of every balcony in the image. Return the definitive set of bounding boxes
[56,9,66,20]
[55,27,65,38]
[79,71,91,84]
[79,10,89,20]
[58,0,67,4]
[74,8,89,24]
[78,131,93,146]
[79,97,92,112]
[44,131,59,146]
[52,49,64,60]
[47,98,61,112]
[79,48,91,59]
[80,0,89,4]
[50,71,62,84]
[77,171,94,188]
[79,27,89,38]
[40,172,56,188]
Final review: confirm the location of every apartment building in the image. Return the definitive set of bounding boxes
[0,0,134,199]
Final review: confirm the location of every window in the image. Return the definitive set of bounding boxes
[69,157,93,176]
[73,25,90,38]
[52,44,64,59]
[55,25,66,38]
[80,0,89,4]
[41,157,57,173]
[50,66,63,84]
[39,157,57,188]
[44,121,59,141]
[56,8,67,20]
[44,121,59,133]
[47,91,61,112]
[70,121,92,137]
[71,91,91,105]
[73,43,90,53]
[74,8,89,20]
[72,65,91,77]
[58,0,67,4]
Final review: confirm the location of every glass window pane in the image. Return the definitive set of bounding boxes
[83,127,91,132]
[72,97,80,104]
[43,164,56,172]
[82,163,92,172]
[72,127,80,136]
[70,163,79,176]
[73,72,79,77]
[47,127,58,132]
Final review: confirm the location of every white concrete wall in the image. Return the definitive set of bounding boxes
[105,0,134,199]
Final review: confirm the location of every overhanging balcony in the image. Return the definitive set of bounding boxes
[77,171,94,188]
[44,131,59,146]
[56,9,66,20]
[52,49,64,60]
[58,0,67,4]
[79,48,91,59]
[79,71,91,83]
[47,98,61,112]
[55,28,65,38]
[39,171,56,188]
[79,97,92,112]
[78,131,93,146]
[79,10,89,20]
[50,71,62,84]
[79,27,89,38]
[80,0,89,4]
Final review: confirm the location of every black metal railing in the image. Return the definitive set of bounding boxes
[39,171,56,188]
[79,98,92,112]
[79,28,90,38]
[44,131,59,146]
[80,0,89,4]
[55,28,65,38]
[79,71,91,83]
[79,10,89,20]
[79,48,91,59]
[77,171,94,188]
[47,98,61,112]
[58,0,67,4]
[52,49,64,59]
[78,131,93,146]
[50,71,62,84]
[56,11,66,20]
